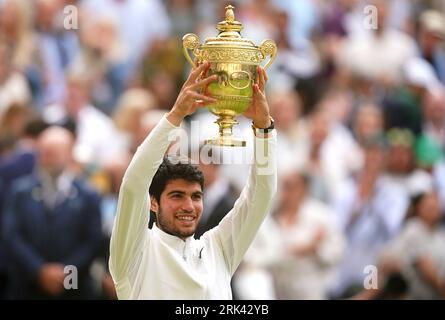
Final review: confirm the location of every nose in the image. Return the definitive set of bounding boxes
[181,197,194,213]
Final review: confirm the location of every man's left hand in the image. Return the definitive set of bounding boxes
[243,66,271,129]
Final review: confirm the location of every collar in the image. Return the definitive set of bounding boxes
[152,223,194,254]
[38,170,75,196]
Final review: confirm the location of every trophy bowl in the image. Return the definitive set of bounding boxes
[182,5,277,147]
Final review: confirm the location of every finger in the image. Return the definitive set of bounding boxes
[186,91,217,103]
[193,100,211,108]
[255,66,260,86]
[258,67,266,92]
[253,84,266,99]
[187,61,210,84]
[195,59,210,78]
[189,74,218,90]
[202,62,211,78]
[253,83,263,95]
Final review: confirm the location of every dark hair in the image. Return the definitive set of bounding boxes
[24,118,49,138]
[149,155,204,204]
[376,272,409,300]
[405,192,428,222]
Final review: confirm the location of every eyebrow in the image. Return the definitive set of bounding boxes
[167,190,203,196]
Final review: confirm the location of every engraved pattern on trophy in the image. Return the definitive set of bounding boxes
[200,48,261,64]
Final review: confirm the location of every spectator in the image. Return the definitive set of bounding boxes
[72,13,128,114]
[295,107,361,204]
[0,0,44,106]
[422,85,445,150]
[383,57,440,135]
[80,0,171,79]
[337,0,418,87]
[43,72,121,167]
[2,126,102,299]
[352,103,384,147]
[269,89,305,175]
[0,43,31,116]
[112,88,157,156]
[379,191,445,299]
[331,135,410,297]
[35,0,80,105]
[0,117,48,298]
[418,10,445,84]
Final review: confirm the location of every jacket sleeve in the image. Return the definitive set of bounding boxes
[109,115,179,286]
[63,189,103,272]
[2,187,46,281]
[205,132,278,275]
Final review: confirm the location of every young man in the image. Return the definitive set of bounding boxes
[109,62,277,299]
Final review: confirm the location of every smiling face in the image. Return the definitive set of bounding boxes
[151,179,203,240]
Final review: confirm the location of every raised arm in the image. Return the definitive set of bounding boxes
[206,67,278,275]
[109,62,217,289]
[109,116,178,284]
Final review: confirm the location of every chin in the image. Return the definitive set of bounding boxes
[181,229,196,237]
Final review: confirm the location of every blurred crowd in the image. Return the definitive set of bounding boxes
[0,0,445,300]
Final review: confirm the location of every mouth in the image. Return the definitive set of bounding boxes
[175,215,197,223]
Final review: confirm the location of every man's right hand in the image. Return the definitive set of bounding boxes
[38,263,66,296]
[167,61,217,126]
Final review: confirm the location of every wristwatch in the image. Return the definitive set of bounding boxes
[251,117,275,134]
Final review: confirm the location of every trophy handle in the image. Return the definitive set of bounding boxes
[182,33,201,68]
[259,40,277,70]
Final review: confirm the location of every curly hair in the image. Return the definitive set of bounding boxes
[149,155,204,204]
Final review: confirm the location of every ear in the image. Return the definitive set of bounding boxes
[150,195,159,213]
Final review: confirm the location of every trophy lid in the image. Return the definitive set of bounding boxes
[217,5,243,36]
[203,5,256,48]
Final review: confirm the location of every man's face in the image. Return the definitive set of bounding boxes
[37,133,72,178]
[151,179,203,240]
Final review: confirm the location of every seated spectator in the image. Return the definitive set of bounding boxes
[379,191,445,299]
